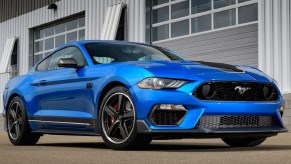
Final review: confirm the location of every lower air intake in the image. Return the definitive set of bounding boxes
[197,115,273,129]
[150,109,187,126]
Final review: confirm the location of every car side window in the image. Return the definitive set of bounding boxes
[48,47,86,71]
[36,56,51,71]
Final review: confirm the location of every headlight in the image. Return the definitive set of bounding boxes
[138,77,187,89]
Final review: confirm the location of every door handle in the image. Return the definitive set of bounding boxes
[39,80,48,86]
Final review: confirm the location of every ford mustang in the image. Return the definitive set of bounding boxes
[2,41,287,149]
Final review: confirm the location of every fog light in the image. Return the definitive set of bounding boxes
[158,104,186,110]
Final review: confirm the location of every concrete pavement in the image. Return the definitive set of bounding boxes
[0,132,291,164]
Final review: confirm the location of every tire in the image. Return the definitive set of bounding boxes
[99,86,152,150]
[6,96,40,145]
[221,137,267,147]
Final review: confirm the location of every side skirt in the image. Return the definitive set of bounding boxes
[28,116,100,136]
[32,129,100,136]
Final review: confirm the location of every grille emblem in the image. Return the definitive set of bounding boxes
[235,86,251,95]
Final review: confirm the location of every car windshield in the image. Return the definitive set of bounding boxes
[85,42,185,64]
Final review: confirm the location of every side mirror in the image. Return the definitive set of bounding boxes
[57,58,82,69]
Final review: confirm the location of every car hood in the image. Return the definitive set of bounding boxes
[123,60,273,83]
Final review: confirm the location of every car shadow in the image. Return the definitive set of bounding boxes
[141,143,291,152]
[36,142,109,149]
[36,142,291,152]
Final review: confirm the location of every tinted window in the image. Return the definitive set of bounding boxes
[152,25,169,42]
[36,56,51,71]
[48,47,86,71]
[153,0,168,6]
[214,9,236,29]
[85,43,184,64]
[191,0,211,14]
[214,0,236,9]
[171,19,189,38]
[238,4,258,24]
[171,0,189,19]
[152,6,169,23]
[191,14,212,33]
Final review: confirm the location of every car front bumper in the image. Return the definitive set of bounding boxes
[130,81,287,135]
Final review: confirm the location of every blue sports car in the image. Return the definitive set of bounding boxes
[2,40,287,150]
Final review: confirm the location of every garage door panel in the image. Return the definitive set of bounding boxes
[155,23,258,67]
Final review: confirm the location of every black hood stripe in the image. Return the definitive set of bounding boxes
[194,61,244,73]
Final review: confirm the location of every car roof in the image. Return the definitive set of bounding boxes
[33,40,161,67]
[63,40,151,47]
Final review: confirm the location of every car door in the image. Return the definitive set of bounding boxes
[32,46,92,129]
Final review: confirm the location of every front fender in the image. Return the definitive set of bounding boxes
[3,75,37,117]
[89,64,154,120]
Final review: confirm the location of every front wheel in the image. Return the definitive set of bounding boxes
[100,86,152,150]
[221,137,267,147]
[7,96,40,145]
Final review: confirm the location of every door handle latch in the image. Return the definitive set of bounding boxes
[39,80,47,86]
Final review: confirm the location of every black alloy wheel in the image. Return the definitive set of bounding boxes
[7,101,22,140]
[102,92,135,143]
[7,96,40,145]
[100,86,152,150]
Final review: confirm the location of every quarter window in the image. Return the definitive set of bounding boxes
[36,56,51,71]
[151,0,258,42]
[33,16,85,64]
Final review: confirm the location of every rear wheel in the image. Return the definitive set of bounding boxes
[100,86,152,150]
[221,137,266,147]
[7,96,40,145]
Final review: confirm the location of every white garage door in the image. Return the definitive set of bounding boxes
[33,16,85,64]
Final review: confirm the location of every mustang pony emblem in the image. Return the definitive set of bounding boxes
[235,86,251,95]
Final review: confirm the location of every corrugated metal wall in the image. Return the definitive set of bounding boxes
[107,0,146,42]
[0,0,60,23]
[0,74,10,115]
[258,0,291,94]
[155,23,259,67]
[258,0,291,129]
[0,0,146,113]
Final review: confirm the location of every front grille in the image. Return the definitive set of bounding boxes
[150,109,187,126]
[193,82,279,101]
[197,115,274,129]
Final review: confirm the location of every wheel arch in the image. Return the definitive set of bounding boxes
[5,93,22,115]
[95,81,127,132]
[98,81,127,112]
[3,93,22,131]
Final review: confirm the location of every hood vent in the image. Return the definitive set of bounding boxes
[194,61,244,73]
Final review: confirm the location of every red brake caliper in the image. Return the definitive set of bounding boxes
[110,103,119,124]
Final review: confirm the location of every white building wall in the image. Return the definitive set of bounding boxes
[258,0,291,94]
[0,0,146,113]
[258,0,291,128]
